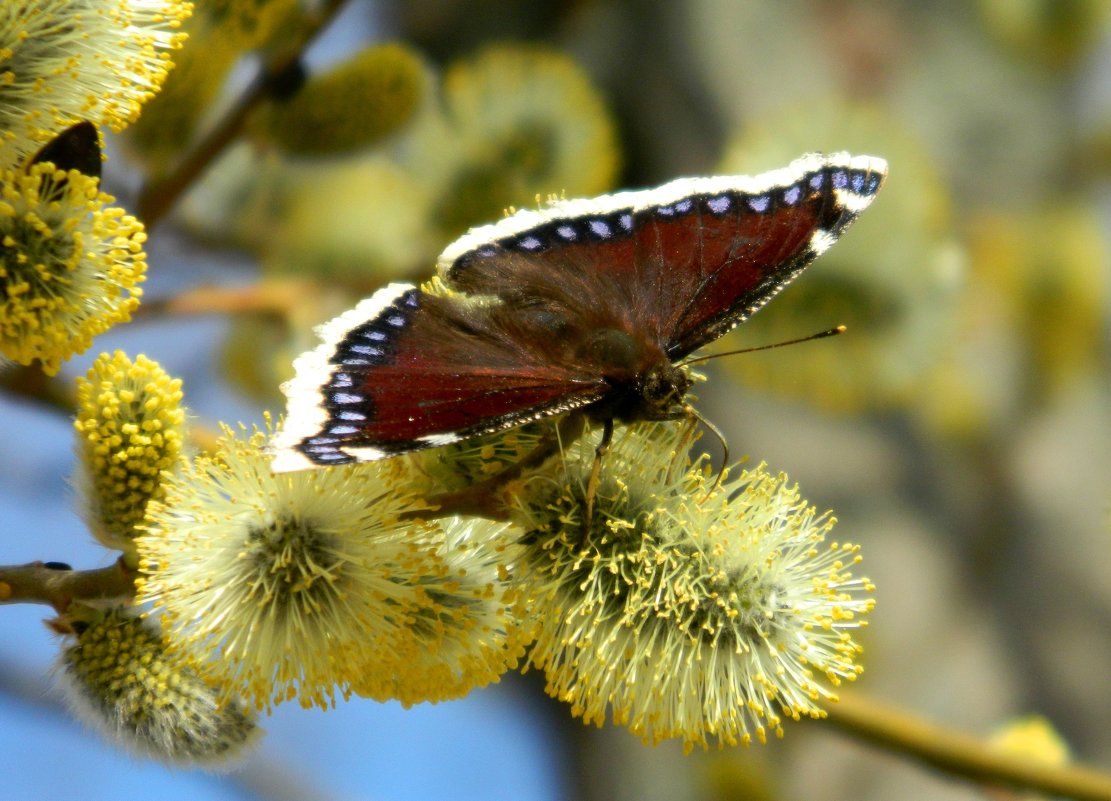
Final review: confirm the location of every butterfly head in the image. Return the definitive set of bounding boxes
[607,361,693,424]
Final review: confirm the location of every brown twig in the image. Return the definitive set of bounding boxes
[824,691,1111,801]
[0,558,136,612]
[132,279,316,321]
[135,0,350,228]
[0,364,74,414]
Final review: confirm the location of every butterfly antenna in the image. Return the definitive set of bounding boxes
[684,404,729,497]
[681,325,846,366]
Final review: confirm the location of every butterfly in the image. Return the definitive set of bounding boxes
[271,152,887,473]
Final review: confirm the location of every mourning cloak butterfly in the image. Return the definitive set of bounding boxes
[272,152,887,472]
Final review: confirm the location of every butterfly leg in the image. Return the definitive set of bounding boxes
[584,417,614,531]
[666,411,701,485]
[683,404,729,496]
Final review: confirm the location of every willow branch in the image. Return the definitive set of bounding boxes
[135,0,350,228]
[0,364,74,414]
[0,558,136,611]
[133,279,316,322]
[824,691,1111,801]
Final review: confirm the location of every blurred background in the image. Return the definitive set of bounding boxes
[3,0,1111,798]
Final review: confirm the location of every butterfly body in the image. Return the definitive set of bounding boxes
[272,153,887,473]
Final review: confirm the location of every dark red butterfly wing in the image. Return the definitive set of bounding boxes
[440,154,887,360]
[271,283,610,470]
[661,158,886,357]
[273,153,887,471]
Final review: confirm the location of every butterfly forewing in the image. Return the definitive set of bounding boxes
[272,284,609,470]
[336,290,608,443]
[440,154,886,361]
[646,157,887,358]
